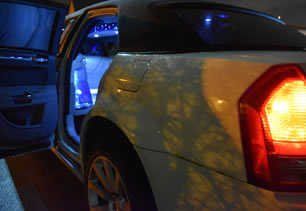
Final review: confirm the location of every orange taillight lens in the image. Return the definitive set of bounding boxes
[264,80,306,142]
[240,64,306,191]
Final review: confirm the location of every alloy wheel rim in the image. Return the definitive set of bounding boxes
[88,156,131,211]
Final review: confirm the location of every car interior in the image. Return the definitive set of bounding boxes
[66,16,118,144]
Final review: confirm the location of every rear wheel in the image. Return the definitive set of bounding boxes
[87,155,131,211]
[85,144,157,211]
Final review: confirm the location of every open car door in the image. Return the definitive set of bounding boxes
[0,0,68,158]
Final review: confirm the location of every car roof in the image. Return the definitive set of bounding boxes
[66,0,282,23]
[66,0,117,19]
[65,0,286,53]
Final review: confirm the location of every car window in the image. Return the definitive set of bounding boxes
[0,2,57,52]
[119,3,306,53]
[174,7,306,51]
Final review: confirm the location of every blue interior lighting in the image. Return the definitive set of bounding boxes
[88,22,118,38]
[219,14,228,18]
[205,17,212,23]
[74,67,93,110]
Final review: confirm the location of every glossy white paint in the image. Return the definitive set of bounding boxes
[299,30,306,36]
[85,51,306,210]
[136,147,306,211]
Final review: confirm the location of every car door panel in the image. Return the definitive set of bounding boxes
[0,0,68,158]
[0,51,56,86]
[0,85,57,148]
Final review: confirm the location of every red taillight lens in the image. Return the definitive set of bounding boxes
[240,64,306,191]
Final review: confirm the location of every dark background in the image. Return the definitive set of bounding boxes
[71,0,306,27]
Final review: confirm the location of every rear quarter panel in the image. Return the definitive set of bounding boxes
[85,51,306,210]
[93,52,279,181]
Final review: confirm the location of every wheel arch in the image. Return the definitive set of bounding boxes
[80,115,129,173]
[81,114,158,210]
[79,115,152,190]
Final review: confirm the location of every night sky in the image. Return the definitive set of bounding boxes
[72,0,306,27]
[212,0,306,27]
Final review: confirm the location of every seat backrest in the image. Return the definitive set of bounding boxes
[83,55,113,90]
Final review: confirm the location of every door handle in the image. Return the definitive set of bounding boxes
[32,57,48,64]
[13,92,33,104]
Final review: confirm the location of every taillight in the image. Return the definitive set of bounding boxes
[239,64,306,191]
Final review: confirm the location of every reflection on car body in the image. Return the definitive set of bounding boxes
[1,0,306,210]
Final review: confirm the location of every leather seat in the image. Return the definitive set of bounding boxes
[84,55,113,90]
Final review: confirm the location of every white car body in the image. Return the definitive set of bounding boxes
[300,30,306,36]
[84,51,306,210]
[1,0,306,210]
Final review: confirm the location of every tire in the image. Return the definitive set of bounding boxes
[84,141,157,211]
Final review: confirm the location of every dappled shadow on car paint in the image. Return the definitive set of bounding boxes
[90,53,306,210]
[138,55,261,210]
[136,55,246,177]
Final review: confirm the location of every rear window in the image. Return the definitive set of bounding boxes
[173,6,306,51]
[0,2,57,52]
[119,3,306,53]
